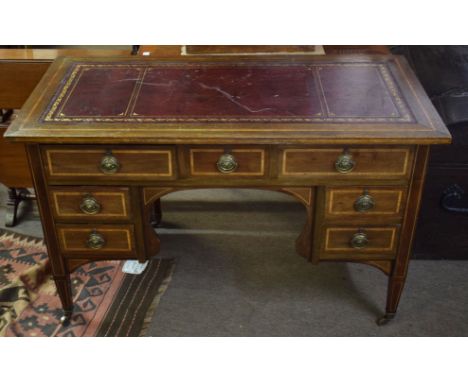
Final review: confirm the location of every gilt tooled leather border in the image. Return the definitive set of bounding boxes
[40,61,416,124]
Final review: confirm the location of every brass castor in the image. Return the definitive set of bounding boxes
[60,311,73,326]
[376,313,396,326]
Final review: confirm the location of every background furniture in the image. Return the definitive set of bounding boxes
[0,47,135,225]
[133,45,390,57]
[392,46,468,259]
[0,53,52,225]
[0,113,33,226]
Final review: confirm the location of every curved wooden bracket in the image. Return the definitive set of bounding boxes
[67,258,92,273]
[360,260,393,275]
[142,186,314,261]
[280,187,314,260]
[321,259,393,276]
[143,187,174,206]
[280,187,313,207]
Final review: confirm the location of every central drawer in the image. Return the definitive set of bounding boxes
[189,147,267,177]
[42,146,177,180]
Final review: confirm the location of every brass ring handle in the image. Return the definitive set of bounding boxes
[354,194,375,212]
[86,231,106,250]
[335,152,355,174]
[216,153,238,174]
[350,231,369,249]
[79,195,101,215]
[100,152,120,174]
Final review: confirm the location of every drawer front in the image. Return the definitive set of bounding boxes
[50,187,131,221]
[321,226,399,259]
[43,146,176,180]
[280,147,413,178]
[57,225,135,256]
[189,147,266,177]
[324,187,406,219]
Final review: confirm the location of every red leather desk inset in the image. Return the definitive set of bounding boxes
[41,61,411,122]
[5,55,451,327]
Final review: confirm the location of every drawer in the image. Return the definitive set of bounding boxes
[57,224,136,257]
[320,226,399,260]
[189,147,266,177]
[324,187,406,219]
[280,147,413,179]
[43,146,176,180]
[49,187,131,221]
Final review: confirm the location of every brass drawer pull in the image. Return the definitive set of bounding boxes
[100,151,120,174]
[87,231,106,249]
[216,153,238,174]
[350,231,368,249]
[335,151,355,173]
[354,193,375,212]
[79,194,101,215]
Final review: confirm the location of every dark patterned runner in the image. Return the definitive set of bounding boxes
[0,229,174,336]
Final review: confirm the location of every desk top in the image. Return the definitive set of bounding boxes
[5,55,451,144]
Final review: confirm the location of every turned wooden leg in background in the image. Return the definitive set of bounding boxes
[4,187,36,227]
[0,109,13,123]
[151,198,162,227]
[5,188,20,227]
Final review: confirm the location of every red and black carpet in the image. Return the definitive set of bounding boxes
[0,228,175,336]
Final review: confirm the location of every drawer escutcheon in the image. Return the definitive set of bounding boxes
[335,151,355,173]
[86,230,106,249]
[350,231,369,249]
[216,153,238,174]
[100,151,120,174]
[79,194,102,215]
[354,193,375,212]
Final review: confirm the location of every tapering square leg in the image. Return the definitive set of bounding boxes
[53,275,74,326]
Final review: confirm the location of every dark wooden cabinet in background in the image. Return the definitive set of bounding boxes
[0,47,135,225]
[393,46,468,259]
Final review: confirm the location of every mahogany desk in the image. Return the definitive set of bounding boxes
[5,55,451,326]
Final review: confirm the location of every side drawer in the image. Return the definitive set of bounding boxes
[324,186,406,220]
[189,147,267,177]
[280,146,413,179]
[57,224,136,257]
[42,146,177,180]
[320,226,399,260]
[49,186,131,221]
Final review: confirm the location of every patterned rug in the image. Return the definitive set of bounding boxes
[0,228,175,336]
